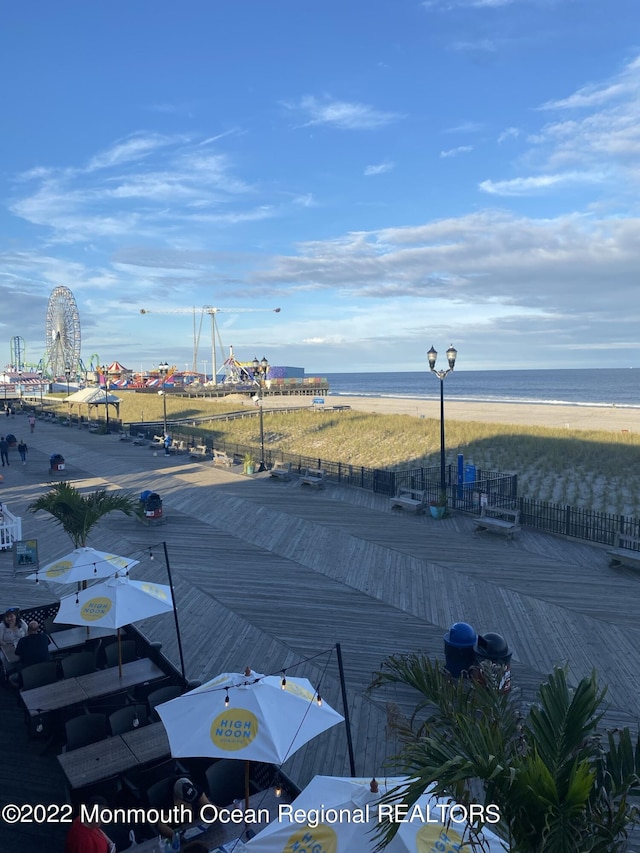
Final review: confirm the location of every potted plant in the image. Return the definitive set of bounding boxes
[429,490,447,519]
[243,452,255,475]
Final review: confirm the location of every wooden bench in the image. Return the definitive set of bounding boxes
[150,435,165,447]
[132,433,147,446]
[189,444,209,459]
[390,488,427,513]
[473,505,521,539]
[270,461,292,481]
[607,532,640,569]
[212,449,233,467]
[300,468,325,487]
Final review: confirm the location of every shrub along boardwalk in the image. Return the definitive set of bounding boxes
[2,417,640,800]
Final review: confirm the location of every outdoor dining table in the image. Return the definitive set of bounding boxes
[50,625,116,652]
[130,788,289,852]
[75,658,165,699]
[20,658,165,717]
[57,733,139,789]
[120,720,170,765]
[21,677,88,717]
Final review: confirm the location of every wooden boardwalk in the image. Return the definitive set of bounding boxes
[2,417,640,795]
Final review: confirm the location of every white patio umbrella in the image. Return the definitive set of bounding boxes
[54,574,173,675]
[244,775,504,853]
[156,669,344,807]
[26,547,139,585]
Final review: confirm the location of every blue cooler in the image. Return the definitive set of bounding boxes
[443,622,477,678]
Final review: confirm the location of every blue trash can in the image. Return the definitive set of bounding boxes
[475,632,512,692]
[443,622,477,678]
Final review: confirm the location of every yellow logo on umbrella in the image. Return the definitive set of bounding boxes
[282,681,315,702]
[210,709,259,752]
[45,560,73,578]
[140,582,168,600]
[283,825,337,853]
[80,597,112,621]
[415,825,464,853]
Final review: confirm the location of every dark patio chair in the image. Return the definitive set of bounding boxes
[61,651,97,678]
[205,759,258,807]
[64,712,107,751]
[147,685,182,721]
[104,640,137,669]
[109,704,148,736]
[19,661,59,690]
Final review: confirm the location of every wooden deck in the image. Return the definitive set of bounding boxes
[2,416,640,801]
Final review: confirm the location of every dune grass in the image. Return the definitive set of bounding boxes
[73,393,640,517]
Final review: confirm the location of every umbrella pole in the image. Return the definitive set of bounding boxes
[245,760,250,812]
[336,642,356,777]
[162,542,187,683]
[117,626,123,678]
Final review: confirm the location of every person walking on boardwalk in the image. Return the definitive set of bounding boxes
[28,413,36,433]
[17,439,27,464]
[0,435,8,466]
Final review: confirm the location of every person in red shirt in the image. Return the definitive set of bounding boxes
[65,797,116,853]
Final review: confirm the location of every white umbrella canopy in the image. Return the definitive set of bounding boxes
[156,670,344,765]
[26,547,139,585]
[54,574,173,676]
[245,775,504,853]
[54,574,172,629]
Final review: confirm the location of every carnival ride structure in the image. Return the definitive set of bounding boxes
[139,306,281,383]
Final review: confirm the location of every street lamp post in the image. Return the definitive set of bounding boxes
[158,362,169,436]
[252,356,269,472]
[65,364,71,424]
[101,366,110,432]
[38,370,44,410]
[427,344,458,501]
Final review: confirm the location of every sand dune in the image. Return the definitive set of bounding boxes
[261,395,639,434]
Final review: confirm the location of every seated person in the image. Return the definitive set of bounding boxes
[15,621,51,668]
[158,777,211,842]
[0,608,28,645]
[65,796,116,853]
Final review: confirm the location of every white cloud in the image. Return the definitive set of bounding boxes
[479,171,605,195]
[498,127,520,144]
[288,96,401,130]
[364,162,395,176]
[423,0,514,9]
[440,146,473,159]
[86,133,181,172]
[443,121,484,134]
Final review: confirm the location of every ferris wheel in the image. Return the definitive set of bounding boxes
[45,286,81,378]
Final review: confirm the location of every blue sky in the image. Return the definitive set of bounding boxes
[1,0,639,376]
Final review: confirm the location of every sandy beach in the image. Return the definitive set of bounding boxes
[260,395,640,434]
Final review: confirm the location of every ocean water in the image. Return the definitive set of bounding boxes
[324,369,640,409]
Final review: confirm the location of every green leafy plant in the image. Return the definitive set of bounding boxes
[430,490,448,507]
[29,482,141,548]
[369,655,640,852]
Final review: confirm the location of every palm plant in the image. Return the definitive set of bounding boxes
[370,655,640,852]
[29,481,140,548]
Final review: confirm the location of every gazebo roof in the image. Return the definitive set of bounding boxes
[65,387,121,405]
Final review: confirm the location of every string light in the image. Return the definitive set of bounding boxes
[92,562,97,575]
[316,692,322,707]
[132,709,140,728]
[149,548,155,561]
[224,688,230,707]
[281,672,287,690]
[274,779,283,798]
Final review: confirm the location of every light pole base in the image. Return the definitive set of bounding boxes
[258,461,266,473]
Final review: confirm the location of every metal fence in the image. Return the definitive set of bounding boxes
[125,422,640,551]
